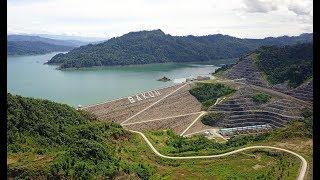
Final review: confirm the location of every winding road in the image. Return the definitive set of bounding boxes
[122,81,308,180]
[85,79,309,179]
[128,129,308,180]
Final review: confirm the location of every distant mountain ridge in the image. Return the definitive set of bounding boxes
[8,35,88,47]
[31,34,107,43]
[7,41,74,56]
[46,29,313,69]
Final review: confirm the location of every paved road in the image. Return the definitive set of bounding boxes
[245,83,312,107]
[180,111,206,136]
[129,129,307,180]
[218,79,312,107]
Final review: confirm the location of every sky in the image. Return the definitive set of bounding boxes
[7,0,313,39]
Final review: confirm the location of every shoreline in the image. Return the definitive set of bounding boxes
[45,59,236,71]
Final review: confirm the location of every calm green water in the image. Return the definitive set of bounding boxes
[8,52,224,107]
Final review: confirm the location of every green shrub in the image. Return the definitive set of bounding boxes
[201,113,225,126]
[252,92,271,103]
[301,108,313,118]
[189,83,236,109]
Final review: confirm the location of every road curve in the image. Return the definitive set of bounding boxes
[129,129,307,180]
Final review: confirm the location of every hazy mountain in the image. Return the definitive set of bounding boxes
[47,29,313,69]
[7,41,74,56]
[8,35,88,47]
[32,34,107,43]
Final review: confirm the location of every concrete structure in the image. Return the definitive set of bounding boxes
[218,124,271,136]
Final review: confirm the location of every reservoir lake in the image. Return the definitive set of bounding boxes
[8,52,225,107]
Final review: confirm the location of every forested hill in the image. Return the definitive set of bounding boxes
[47,29,313,69]
[7,41,74,56]
[255,42,313,87]
[7,93,133,179]
[218,42,313,88]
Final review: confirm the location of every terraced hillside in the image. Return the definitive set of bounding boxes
[216,43,313,103]
[198,86,308,136]
[224,56,269,87]
[286,80,313,102]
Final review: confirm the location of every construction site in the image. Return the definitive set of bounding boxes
[83,75,312,140]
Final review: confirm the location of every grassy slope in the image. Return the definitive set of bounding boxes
[128,132,306,180]
[8,94,312,179]
[147,127,312,179]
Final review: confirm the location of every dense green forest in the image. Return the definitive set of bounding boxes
[47,29,312,69]
[189,83,236,109]
[7,93,151,179]
[255,42,313,87]
[7,41,74,56]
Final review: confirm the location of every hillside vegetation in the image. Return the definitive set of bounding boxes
[7,94,312,179]
[7,41,74,56]
[252,92,271,103]
[213,42,313,88]
[46,29,312,69]
[189,83,236,109]
[255,42,313,87]
[146,115,312,179]
[7,93,150,179]
[201,112,225,126]
[147,115,312,157]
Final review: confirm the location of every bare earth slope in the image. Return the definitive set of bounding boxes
[221,55,313,103]
[224,56,269,87]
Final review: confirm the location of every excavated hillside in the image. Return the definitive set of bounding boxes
[224,55,269,87]
[208,84,308,129]
[217,53,313,103]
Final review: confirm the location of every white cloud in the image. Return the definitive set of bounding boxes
[288,0,312,15]
[7,0,313,39]
[242,0,278,13]
[288,4,310,15]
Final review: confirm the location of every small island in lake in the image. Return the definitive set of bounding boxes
[157,76,171,82]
